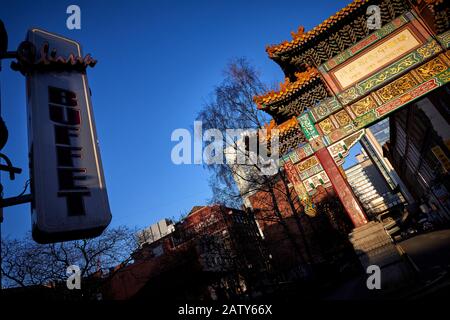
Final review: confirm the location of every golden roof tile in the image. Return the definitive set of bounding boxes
[266,0,369,58]
[253,67,319,109]
[261,117,300,141]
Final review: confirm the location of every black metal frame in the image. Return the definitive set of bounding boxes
[0,19,33,291]
[0,20,32,209]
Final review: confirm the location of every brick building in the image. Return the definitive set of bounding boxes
[103,205,271,300]
[247,174,358,284]
[384,87,450,224]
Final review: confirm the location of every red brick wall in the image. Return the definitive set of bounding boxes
[247,179,350,279]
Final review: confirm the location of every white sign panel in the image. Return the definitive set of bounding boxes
[331,28,421,89]
[25,29,111,243]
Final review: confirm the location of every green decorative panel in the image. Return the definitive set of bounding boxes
[309,96,343,122]
[354,110,378,128]
[336,87,362,106]
[280,143,315,166]
[416,39,444,59]
[298,113,319,140]
[436,30,450,50]
[437,69,450,83]
[357,52,422,92]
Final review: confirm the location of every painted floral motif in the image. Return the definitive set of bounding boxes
[310,137,325,151]
[310,97,342,121]
[415,57,447,81]
[358,53,420,92]
[417,40,443,59]
[437,30,450,49]
[375,78,440,117]
[297,156,319,173]
[437,69,450,83]
[289,150,300,163]
[354,110,377,128]
[350,96,377,117]
[337,87,360,105]
[318,118,335,134]
[375,74,418,103]
[334,110,352,126]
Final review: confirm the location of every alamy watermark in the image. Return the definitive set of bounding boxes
[66,5,81,30]
[367,5,381,30]
[366,265,381,290]
[66,265,81,290]
[170,121,280,176]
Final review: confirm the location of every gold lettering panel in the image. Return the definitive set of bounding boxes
[375,73,418,103]
[332,28,421,89]
[350,96,377,117]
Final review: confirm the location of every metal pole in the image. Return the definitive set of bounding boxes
[0,186,3,291]
[0,194,32,208]
[0,21,32,290]
[0,18,7,291]
[1,49,3,292]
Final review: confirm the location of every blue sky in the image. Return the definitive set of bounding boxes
[1,0,353,238]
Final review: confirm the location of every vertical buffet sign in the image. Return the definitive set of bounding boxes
[21,29,111,243]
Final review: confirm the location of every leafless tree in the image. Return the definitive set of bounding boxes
[197,58,268,207]
[1,226,138,295]
[197,58,314,266]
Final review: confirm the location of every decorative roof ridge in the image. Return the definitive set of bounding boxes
[265,0,370,58]
[277,116,299,133]
[253,67,320,109]
[261,116,299,140]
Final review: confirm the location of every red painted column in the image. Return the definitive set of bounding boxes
[315,148,368,227]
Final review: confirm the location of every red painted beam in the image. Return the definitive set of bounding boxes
[315,147,368,227]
